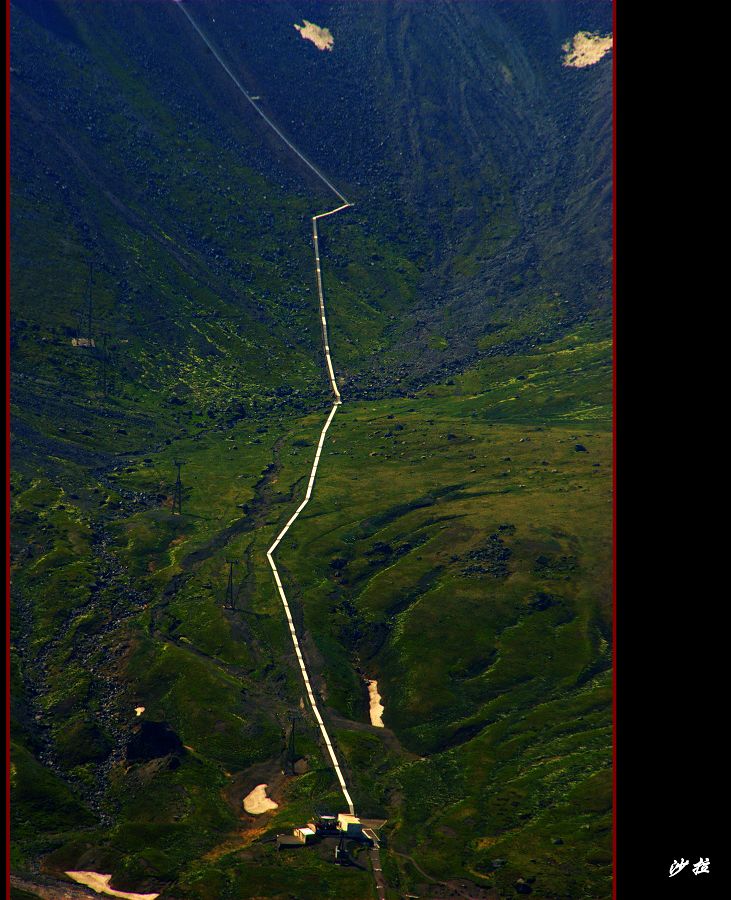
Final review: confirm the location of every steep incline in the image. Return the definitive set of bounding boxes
[176,1,357,817]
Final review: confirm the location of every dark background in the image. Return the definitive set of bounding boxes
[616,0,721,891]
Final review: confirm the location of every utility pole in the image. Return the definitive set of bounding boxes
[335,833,350,865]
[284,712,300,775]
[172,460,184,515]
[224,559,237,610]
[87,261,94,345]
[72,307,84,342]
[100,331,109,396]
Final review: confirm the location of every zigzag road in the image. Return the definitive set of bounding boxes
[175,1,377,858]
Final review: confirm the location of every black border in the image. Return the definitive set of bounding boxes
[615,0,721,892]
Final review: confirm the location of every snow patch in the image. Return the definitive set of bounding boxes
[367,680,385,728]
[65,872,159,900]
[294,20,334,52]
[562,31,612,68]
[243,783,278,814]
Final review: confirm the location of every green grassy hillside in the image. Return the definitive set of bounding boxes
[11,2,612,897]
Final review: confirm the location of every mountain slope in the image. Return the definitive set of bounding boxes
[10,2,612,898]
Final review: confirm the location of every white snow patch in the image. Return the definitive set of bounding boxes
[294,20,334,52]
[243,783,278,814]
[65,872,159,900]
[562,31,612,68]
[367,680,385,728]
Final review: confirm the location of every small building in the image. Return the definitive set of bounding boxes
[276,834,304,850]
[294,824,317,844]
[316,814,338,834]
[337,813,364,837]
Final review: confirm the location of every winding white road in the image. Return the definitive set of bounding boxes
[176,2,356,816]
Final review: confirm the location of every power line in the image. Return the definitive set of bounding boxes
[224,559,237,610]
[174,1,349,205]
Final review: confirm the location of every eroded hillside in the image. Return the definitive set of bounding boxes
[10,2,612,898]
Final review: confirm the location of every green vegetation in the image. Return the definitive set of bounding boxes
[10,1,611,897]
[277,359,611,898]
[11,350,610,897]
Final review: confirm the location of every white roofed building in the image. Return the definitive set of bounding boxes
[293,825,317,843]
[337,813,363,836]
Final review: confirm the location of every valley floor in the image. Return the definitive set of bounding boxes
[11,321,612,900]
